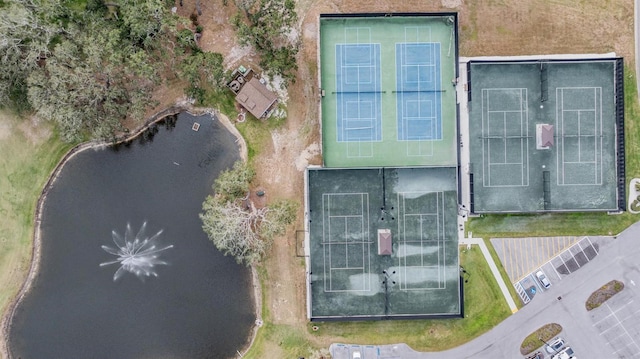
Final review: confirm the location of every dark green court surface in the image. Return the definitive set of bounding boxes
[467,59,625,213]
[320,13,458,167]
[306,167,461,320]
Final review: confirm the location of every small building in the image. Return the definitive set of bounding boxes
[536,123,554,149]
[377,229,392,255]
[227,67,278,119]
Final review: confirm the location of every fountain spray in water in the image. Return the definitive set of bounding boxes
[100,222,174,281]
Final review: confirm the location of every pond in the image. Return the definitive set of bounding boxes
[7,112,255,359]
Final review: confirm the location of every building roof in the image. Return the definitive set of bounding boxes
[536,123,554,149]
[541,124,554,147]
[235,77,278,119]
[377,229,392,255]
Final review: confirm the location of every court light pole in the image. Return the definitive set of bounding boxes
[460,266,471,283]
[382,270,396,317]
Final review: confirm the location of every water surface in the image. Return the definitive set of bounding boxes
[9,113,254,359]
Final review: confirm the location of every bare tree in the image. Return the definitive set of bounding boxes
[200,161,297,265]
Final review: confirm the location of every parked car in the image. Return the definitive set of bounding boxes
[525,351,544,359]
[545,337,565,354]
[352,350,361,359]
[551,346,575,359]
[536,270,552,288]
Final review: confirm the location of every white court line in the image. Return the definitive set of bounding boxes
[481,88,529,187]
[404,26,432,43]
[397,31,442,144]
[335,26,382,146]
[322,193,371,292]
[397,191,446,290]
[556,87,603,186]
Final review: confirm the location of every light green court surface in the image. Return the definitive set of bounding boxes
[468,60,622,212]
[320,15,458,167]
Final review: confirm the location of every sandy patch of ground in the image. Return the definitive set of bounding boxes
[0,111,51,144]
[441,0,462,8]
[18,116,52,145]
[0,121,11,141]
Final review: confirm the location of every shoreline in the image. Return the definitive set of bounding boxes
[0,103,255,359]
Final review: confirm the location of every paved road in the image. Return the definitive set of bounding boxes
[331,220,640,359]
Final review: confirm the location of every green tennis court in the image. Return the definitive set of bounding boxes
[320,14,458,167]
[467,59,624,212]
[306,167,461,320]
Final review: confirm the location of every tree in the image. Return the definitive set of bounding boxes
[200,161,297,265]
[214,160,255,200]
[0,0,63,109]
[0,0,178,140]
[179,49,227,102]
[119,0,168,47]
[231,0,298,84]
[26,17,161,141]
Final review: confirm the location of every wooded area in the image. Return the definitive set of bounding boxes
[200,161,297,265]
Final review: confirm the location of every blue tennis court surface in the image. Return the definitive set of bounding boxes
[336,44,382,142]
[396,43,442,141]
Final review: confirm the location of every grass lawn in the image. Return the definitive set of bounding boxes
[244,245,511,358]
[0,109,75,317]
[468,67,640,238]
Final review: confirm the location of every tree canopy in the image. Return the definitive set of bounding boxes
[0,0,227,141]
[200,161,297,265]
[231,0,298,84]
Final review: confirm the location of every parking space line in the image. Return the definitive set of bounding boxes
[605,302,640,355]
[522,239,529,280]
[550,261,561,279]
[535,239,540,272]
[570,247,582,268]
[502,239,508,279]
[519,239,525,280]
[558,255,569,274]
[577,240,584,254]
[587,236,599,254]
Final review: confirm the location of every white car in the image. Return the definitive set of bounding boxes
[551,346,575,359]
[536,270,551,288]
[352,350,361,359]
[545,337,565,354]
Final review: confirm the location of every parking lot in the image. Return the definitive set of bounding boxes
[491,236,600,304]
[330,344,381,359]
[590,288,640,358]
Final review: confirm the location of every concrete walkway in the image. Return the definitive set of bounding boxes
[459,237,519,314]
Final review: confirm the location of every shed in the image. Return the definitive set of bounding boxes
[377,229,392,255]
[536,123,554,149]
[235,77,278,119]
